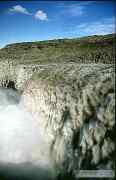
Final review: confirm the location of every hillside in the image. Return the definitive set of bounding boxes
[0,34,115,65]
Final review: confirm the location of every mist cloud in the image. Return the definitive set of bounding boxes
[0,88,55,179]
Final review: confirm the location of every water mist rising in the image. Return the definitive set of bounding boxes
[0,88,56,179]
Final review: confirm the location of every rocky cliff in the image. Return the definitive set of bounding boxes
[0,34,115,179]
[22,64,115,178]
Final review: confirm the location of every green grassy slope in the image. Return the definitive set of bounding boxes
[0,34,115,65]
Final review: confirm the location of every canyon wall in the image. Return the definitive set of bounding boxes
[0,61,115,178]
[22,64,115,178]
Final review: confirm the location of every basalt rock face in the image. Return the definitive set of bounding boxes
[0,61,16,88]
[0,61,42,90]
[22,64,115,178]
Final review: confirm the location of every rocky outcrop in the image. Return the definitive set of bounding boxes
[0,60,16,88]
[22,64,115,178]
[0,60,61,91]
[0,61,42,90]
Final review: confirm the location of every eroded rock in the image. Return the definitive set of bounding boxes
[22,64,115,178]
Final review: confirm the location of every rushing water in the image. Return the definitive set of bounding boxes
[0,88,56,179]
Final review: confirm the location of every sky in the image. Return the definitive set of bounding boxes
[0,0,115,48]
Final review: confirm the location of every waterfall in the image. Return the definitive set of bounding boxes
[0,88,56,179]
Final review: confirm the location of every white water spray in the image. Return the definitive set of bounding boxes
[0,88,56,179]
